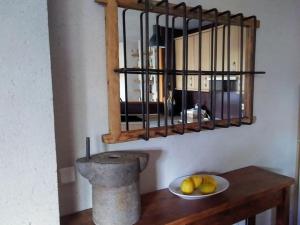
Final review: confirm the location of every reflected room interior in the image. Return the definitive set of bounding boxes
[118,9,246,131]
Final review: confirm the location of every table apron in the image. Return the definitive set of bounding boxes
[168,190,283,225]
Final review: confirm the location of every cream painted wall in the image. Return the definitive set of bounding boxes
[0,0,59,225]
[48,0,300,224]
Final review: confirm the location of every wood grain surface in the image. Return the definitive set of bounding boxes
[61,166,294,225]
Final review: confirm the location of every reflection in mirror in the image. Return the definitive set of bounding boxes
[118,9,247,131]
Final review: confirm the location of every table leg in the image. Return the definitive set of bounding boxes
[246,216,256,225]
[276,187,290,225]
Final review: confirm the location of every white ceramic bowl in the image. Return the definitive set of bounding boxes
[168,174,230,200]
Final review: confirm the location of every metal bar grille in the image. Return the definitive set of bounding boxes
[139,12,146,129]
[118,0,265,141]
[122,9,129,131]
[116,68,265,75]
[155,15,161,128]
[188,5,203,132]
[230,13,244,127]
[144,0,150,140]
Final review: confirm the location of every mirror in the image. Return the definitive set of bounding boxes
[118,9,247,131]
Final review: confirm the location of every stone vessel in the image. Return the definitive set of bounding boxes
[76,151,149,225]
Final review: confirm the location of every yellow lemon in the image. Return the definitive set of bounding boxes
[199,183,216,195]
[190,175,203,189]
[180,178,194,194]
[202,175,217,187]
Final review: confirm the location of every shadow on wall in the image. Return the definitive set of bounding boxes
[139,149,163,194]
[48,0,88,215]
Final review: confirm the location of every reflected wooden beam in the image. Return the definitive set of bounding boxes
[95,0,260,28]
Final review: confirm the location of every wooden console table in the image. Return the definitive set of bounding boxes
[61,166,294,225]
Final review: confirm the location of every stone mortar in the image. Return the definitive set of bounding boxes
[76,151,149,225]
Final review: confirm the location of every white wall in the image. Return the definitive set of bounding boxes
[0,1,59,225]
[48,0,300,224]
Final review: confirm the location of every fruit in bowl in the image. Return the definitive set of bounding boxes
[199,183,217,194]
[180,175,218,195]
[190,175,203,188]
[202,175,217,187]
[180,178,194,194]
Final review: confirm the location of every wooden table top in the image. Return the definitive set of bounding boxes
[61,166,294,225]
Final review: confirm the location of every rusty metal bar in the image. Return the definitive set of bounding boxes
[231,13,244,127]
[173,2,187,135]
[116,68,265,75]
[140,12,145,129]
[144,0,150,140]
[156,15,162,128]
[189,5,203,132]
[216,11,231,128]
[122,9,129,131]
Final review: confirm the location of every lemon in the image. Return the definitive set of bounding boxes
[180,178,194,194]
[199,183,216,195]
[202,175,217,187]
[190,175,203,189]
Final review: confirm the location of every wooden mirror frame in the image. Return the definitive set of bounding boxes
[97,0,260,144]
